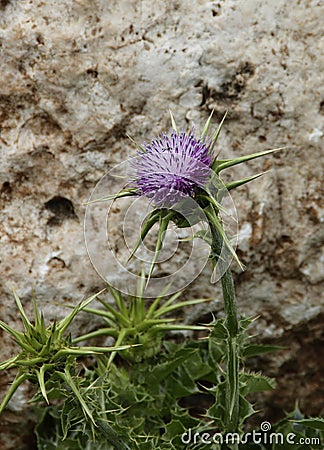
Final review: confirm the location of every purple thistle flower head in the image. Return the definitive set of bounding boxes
[132,130,213,207]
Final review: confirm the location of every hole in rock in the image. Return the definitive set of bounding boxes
[44,196,77,225]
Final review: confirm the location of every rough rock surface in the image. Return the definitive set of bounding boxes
[0,0,323,447]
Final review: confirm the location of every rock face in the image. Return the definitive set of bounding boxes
[0,0,323,447]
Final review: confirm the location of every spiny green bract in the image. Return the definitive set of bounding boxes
[73,275,211,364]
[0,289,132,419]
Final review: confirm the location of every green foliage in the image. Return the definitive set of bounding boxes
[33,315,282,449]
[0,289,132,418]
[73,278,211,363]
[0,284,213,448]
[35,339,216,449]
[2,270,320,449]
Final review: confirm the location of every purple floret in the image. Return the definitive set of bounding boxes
[132,131,213,207]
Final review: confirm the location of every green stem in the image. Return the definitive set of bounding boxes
[226,337,239,434]
[209,217,240,434]
[221,266,238,338]
[210,220,238,337]
[97,419,131,450]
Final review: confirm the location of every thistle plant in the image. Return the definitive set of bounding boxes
[98,111,284,436]
[0,289,132,424]
[73,273,211,364]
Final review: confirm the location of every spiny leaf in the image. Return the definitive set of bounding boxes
[74,305,115,322]
[201,191,237,221]
[108,286,129,319]
[36,366,49,404]
[12,289,32,332]
[39,322,57,357]
[55,344,137,358]
[194,229,212,246]
[238,394,257,424]
[135,267,146,299]
[147,211,174,282]
[291,418,324,431]
[0,320,25,345]
[0,355,19,371]
[136,318,175,332]
[169,110,178,132]
[106,328,128,367]
[243,344,285,358]
[241,372,276,394]
[209,110,228,154]
[149,290,182,317]
[201,109,214,139]
[72,327,119,343]
[131,296,145,324]
[225,171,269,191]
[32,296,43,331]
[85,189,137,205]
[151,324,208,334]
[212,146,286,173]
[97,299,132,328]
[204,205,244,271]
[24,330,43,352]
[210,320,229,340]
[0,372,29,414]
[57,368,96,425]
[127,134,147,153]
[126,209,162,264]
[14,357,44,367]
[154,298,212,317]
[146,283,176,318]
[58,289,106,338]
[150,349,197,382]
